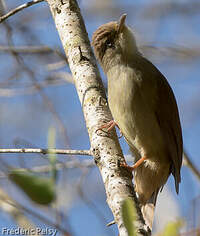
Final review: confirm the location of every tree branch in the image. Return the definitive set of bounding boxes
[183,150,200,181]
[46,0,150,235]
[0,45,53,53]
[0,0,45,23]
[0,148,91,156]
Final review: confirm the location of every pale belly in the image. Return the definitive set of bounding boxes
[107,65,166,160]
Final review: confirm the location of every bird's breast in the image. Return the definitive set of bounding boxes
[107,64,165,158]
[107,65,140,139]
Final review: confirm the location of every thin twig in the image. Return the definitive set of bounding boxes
[0,45,67,61]
[183,150,200,181]
[0,78,68,97]
[77,169,110,232]
[0,148,92,156]
[0,159,95,179]
[0,156,134,176]
[0,0,45,23]
[1,37,70,147]
[0,45,53,53]
[106,220,116,227]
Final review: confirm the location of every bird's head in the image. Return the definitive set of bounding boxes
[92,14,139,73]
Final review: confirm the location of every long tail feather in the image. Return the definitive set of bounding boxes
[141,190,158,231]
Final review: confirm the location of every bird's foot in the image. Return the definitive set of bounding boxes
[97,120,117,132]
[121,156,147,171]
[96,120,123,138]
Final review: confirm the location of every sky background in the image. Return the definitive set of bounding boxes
[0,0,200,235]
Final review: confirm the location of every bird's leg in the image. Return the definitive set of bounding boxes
[96,120,123,138]
[121,156,147,171]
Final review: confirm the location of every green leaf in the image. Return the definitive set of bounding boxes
[161,220,183,236]
[47,126,57,181]
[9,169,56,205]
[122,198,137,236]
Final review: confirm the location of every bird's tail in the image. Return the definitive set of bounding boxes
[141,190,158,231]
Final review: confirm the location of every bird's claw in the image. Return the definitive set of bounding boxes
[96,120,123,139]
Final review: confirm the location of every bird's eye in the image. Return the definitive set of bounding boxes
[106,39,114,49]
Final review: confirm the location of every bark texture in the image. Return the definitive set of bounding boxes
[46,0,150,235]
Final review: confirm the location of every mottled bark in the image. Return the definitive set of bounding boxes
[46,0,150,235]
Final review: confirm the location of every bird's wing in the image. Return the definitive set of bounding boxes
[149,60,183,193]
[134,56,183,193]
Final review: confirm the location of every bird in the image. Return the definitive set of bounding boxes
[92,14,183,230]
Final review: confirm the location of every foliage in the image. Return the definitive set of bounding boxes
[9,169,55,205]
[157,220,183,236]
[8,127,57,205]
[122,198,137,236]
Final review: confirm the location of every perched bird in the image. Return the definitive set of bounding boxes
[92,14,183,230]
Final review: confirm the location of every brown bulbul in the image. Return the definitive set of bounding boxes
[92,14,183,229]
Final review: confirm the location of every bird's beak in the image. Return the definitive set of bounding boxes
[117,14,127,34]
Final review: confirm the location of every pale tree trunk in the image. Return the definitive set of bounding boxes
[46,0,150,235]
